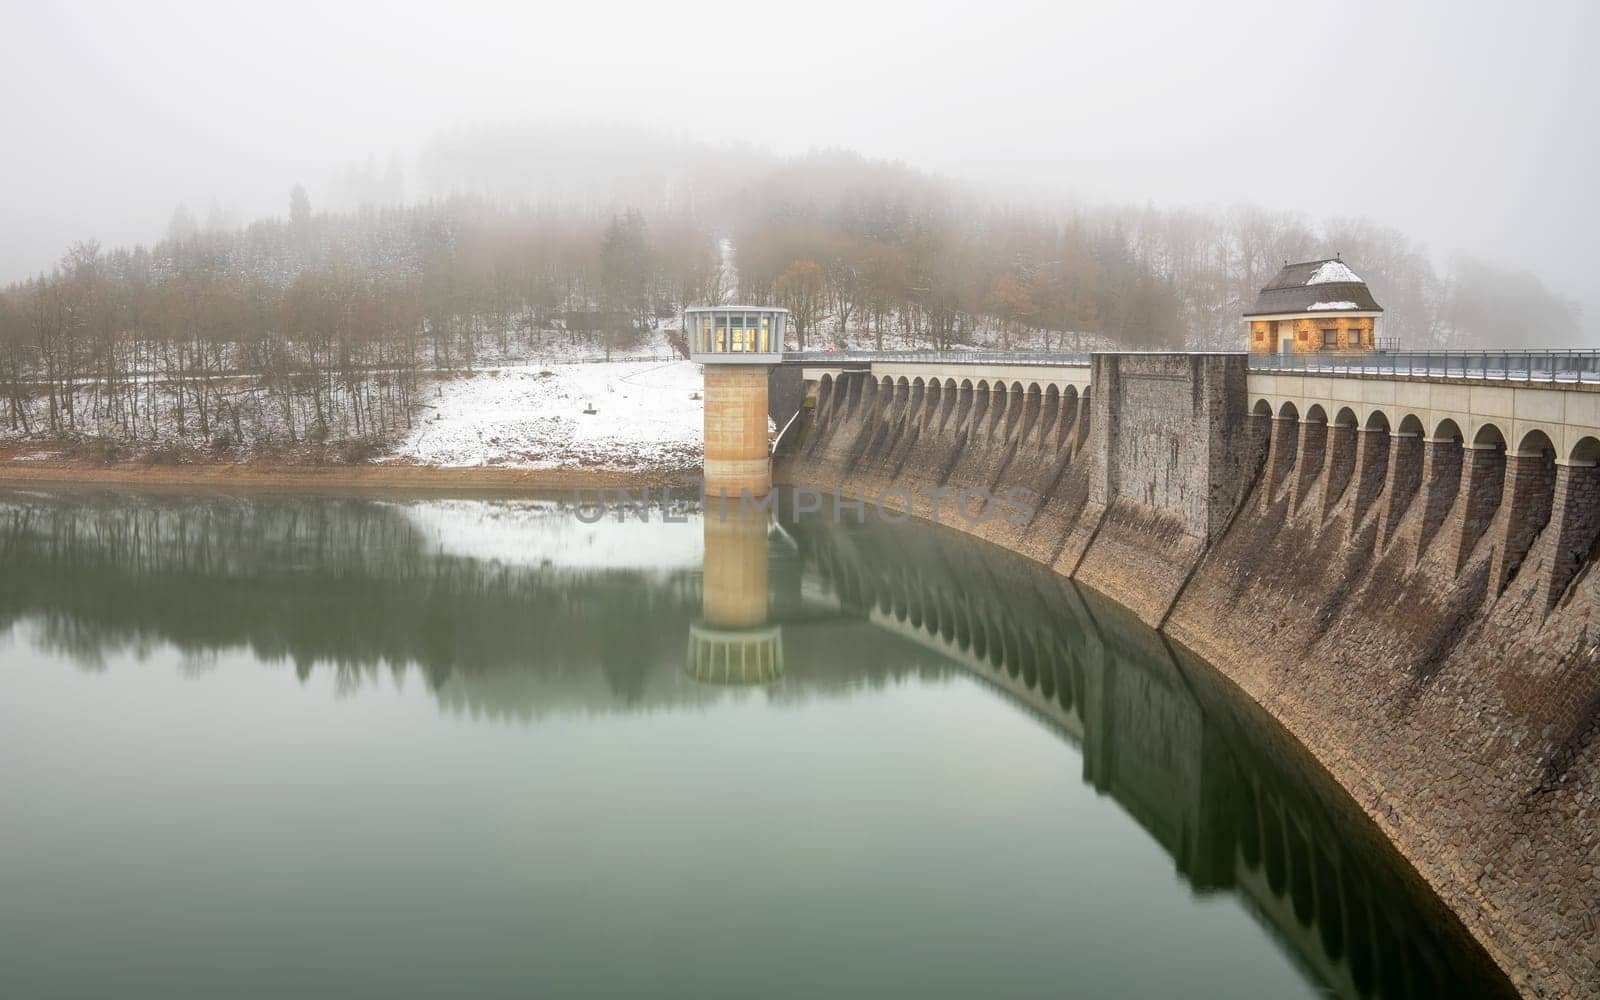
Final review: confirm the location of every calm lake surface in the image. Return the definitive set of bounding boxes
[0,488,1512,999]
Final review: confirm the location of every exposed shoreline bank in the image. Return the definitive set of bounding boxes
[0,458,701,494]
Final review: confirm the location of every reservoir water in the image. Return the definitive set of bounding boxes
[0,488,1512,999]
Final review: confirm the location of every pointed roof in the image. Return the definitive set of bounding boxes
[1244,258,1383,317]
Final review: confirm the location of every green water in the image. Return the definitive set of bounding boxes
[0,488,1511,999]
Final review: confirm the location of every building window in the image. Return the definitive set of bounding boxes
[1321,328,1338,349]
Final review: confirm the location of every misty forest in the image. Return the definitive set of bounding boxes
[0,129,1582,456]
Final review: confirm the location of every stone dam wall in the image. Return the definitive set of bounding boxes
[775,354,1600,1000]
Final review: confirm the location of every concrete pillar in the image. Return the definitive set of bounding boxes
[1413,436,1463,563]
[1490,451,1557,594]
[1262,416,1299,509]
[1289,416,1327,518]
[703,365,772,497]
[1450,444,1505,574]
[1538,461,1600,612]
[1376,432,1422,550]
[1348,428,1390,538]
[1318,420,1358,524]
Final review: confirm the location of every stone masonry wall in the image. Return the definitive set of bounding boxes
[776,354,1600,1000]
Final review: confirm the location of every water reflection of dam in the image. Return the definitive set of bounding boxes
[0,489,1511,999]
[781,511,1509,1000]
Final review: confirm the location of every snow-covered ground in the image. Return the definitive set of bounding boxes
[392,359,705,471]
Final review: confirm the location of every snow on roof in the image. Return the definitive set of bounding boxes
[1307,301,1360,311]
[1306,260,1363,285]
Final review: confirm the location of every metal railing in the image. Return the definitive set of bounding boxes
[1248,349,1600,384]
[784,349,1091,367]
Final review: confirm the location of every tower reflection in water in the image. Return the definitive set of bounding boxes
[686,507,783,685]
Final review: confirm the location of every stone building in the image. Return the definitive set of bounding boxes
[1245,258,1384,354]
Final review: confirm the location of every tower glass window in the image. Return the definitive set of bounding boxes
[684,306,789,364]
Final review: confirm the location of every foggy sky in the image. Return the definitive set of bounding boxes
[4,0,1595,323]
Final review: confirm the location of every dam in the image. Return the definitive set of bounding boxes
[723,345,1600,998]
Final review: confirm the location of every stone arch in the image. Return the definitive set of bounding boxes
[1316,407,1362,517]
[918,378,940,426]
[1252,398,1273,418]
[1265,401,1301,501]
[911,376,924,390]
[857,374,879,410]
[1473,422,1507,447]
[953,379,975,432]
[1377,415,1428,544]
[1417,419,1466,555]
[1036,382,1062,444]
[1493,429,1558,592]
[1517,428,1556,457]
[1022,382,1047,447]
[811,374,836,437]
[1571,436,1600,465]
[934,378,958,431]
[1289,405,1330,516]
[1344,410,1392,531]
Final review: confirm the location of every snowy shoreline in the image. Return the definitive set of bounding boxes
[393,358,704,473]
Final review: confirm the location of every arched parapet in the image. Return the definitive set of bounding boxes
[1491,428,1559,593]
[1247,368,1599,497]
[1470,421,1507,449]
[1373,414,1427,548]
[1538,433,1600,612]
[953,379,976,435]
[1317,407,1361,522]
[1038,384,1062,450]
[1262,402,1301,505]
[1569,435,1600,467]
[936,378,960,433]
[1411,419,1467,561]
[1289,405,1330,517]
